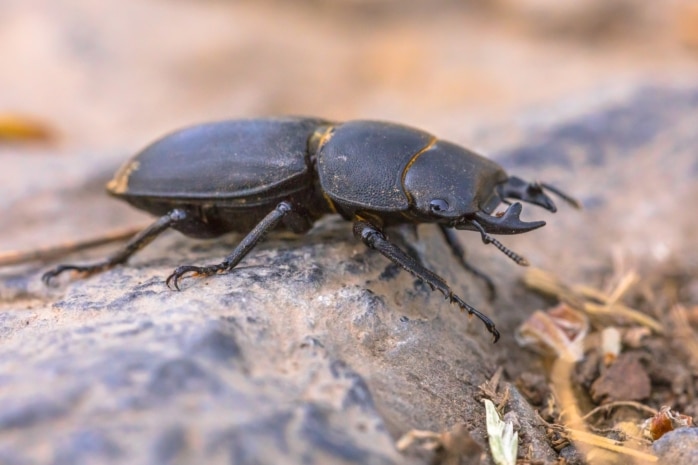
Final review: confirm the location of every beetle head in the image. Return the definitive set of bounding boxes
[452,175,581,235]
[403,142,579,265]
[404,140,509,222]
[403,141,564,235]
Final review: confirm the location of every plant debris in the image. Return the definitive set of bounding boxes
[515,302,589,362]
[484,398,519,465]
[0,114,54,143]
[522,268,664,334]
[642,406,694,440]
[516,265,698,463]
[590,352,651,404]
[396,423,484,465]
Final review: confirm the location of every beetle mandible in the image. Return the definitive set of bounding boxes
[43,117,580,342]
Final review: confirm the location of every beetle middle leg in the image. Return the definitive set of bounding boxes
[439,226,496,301]
[42,209,188,284]
[353,220,500,342]
[166,201,296,290]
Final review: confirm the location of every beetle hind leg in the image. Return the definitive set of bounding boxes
[42,209,188,285]
[354,220,500,342]
[166,201,295,290]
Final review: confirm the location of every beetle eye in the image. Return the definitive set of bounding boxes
[429,199,449,212]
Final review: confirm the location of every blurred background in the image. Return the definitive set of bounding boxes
[1,0,697,152]
[1,0,698,253]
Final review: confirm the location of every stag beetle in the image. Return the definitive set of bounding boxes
[43,117,579,342]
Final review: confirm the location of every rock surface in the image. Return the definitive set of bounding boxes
[1,86,698,464]
[653,427,698,465]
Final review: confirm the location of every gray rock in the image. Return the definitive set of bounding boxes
[2,86,697,464]
[653,427,698,465]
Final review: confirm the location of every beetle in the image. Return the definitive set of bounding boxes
[42,117,579,342]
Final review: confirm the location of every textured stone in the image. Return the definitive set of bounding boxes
[653,427,698,465]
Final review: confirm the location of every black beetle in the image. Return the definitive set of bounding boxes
[43,117,579,342]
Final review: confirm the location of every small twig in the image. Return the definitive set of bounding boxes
[583,303,664,334]
[396,429,442,451]
[566,428,658,462]
[606,272,640,305]
[582,402,659,423]
[479,366,505,402]
[522,268,586,309]
[667,305,698,371]
[523,268,664,334]
[0,225,145,267]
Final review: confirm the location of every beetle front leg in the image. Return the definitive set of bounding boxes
[353,220,500,342]
[42,209,188,284]
[166,201,295,290]
[439,226,496,302]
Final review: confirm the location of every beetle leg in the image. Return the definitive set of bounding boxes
[389,224,424,264]
[42,209,188,285]
[438,226,496,302]
[166,201,294,290]
[353,220,500,342]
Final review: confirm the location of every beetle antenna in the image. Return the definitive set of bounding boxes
[470,220,529,266]
[540,182,582,209]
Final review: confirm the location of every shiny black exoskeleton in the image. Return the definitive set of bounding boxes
[43,117,580,342]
